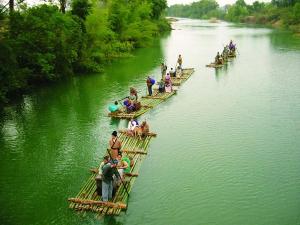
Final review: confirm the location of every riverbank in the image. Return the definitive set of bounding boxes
[0,0,170,108]
[167,0,300,35]
[241,16,300,35]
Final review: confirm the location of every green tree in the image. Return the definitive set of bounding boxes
[10,5,84,81]
[148,0,167,19]
[71,0,92,20]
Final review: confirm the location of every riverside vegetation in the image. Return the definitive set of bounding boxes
[167,0,300,32]
[0,0,170,107]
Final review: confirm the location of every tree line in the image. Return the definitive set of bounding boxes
[0,0,170,107]
[167,0,300,31]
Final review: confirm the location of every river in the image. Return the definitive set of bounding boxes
[1,18,300,225]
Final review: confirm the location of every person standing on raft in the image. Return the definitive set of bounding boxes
[177,54,183,69]
[109,131,122,159]
[160,63,167,78]
[146,76,153,96]
[101,156,118,202]
[127,118,139,136]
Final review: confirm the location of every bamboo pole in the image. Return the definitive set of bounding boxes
[122,149,147,155]
[68,198,127,209]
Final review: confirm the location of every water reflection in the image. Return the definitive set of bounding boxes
[269,30,300,50]
[214,63,229,81]
[103,215,124,225]
[0,36,165,225]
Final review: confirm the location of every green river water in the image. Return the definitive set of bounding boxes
[1,19,300,225]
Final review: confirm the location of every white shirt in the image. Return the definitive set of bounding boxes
[128,120,137,130]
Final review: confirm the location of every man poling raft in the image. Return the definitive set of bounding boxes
[146,76,155,96]
[69,124,157,215]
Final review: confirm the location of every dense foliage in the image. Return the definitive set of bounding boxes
[167,0,225,19]
[0,0,170,106]
[167,0,300,31]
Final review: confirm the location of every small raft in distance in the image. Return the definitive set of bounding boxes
[206,63,224,68]
[228,52,236,58]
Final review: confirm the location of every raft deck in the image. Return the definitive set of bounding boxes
[228,52,236,58]
[108,90,176,119]
[206,63,224,68]
[68,131,156,216]
[163,68,195,86]
[108,68,195,119]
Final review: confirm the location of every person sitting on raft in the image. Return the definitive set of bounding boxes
[121,153,132,175]
[176,65,182,78]
[116,153,129,184]
[124,98,134,113]
[108,101,120,113]
[129,87,138,101]
[140,121,149,138]
[158,79,165,93]
[220,53,225,64]
[125,98,141,113]
[164,73,173,93]
[127,118,139,136]
[109,131,122,159]
[133,120,150,140]
[124,99,141,113]
[215,52,222,65]
[222,46,228,61]
[169,68,176,77]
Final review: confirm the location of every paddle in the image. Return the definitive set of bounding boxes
[117,96,129,104]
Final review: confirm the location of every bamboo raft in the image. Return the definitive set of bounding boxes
[228,51,236,58]
[108,68,194,119]
[68,131,156,216]
[163,68,195,86]
[206,63,224,68]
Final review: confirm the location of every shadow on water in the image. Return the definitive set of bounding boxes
[103,215,124,225]
[214,62,229,81]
